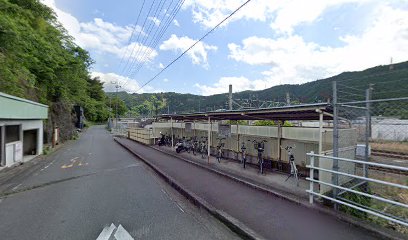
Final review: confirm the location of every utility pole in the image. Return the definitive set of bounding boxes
[111,81,121,127]
[286,92,291,106]
[228,84,233,110]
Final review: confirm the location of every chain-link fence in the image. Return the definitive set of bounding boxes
[332,81,408,233]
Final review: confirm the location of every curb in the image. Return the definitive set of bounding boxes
[114,138,265,240]
[149,144,405,240]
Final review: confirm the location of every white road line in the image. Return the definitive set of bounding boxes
[176,203,185,213]
[114,224,134,240]
[0,198,3,204]
[96,223,116,240]
[12,184,22,191]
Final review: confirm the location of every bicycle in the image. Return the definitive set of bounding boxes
[216,137,225,163]
[200,137,208,159]
[253,140,267,174]
[241,140,250,169]
[282,145,299,186]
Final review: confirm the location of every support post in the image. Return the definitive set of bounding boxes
[319,112,323,154]
[208,117,211,163]
[332,81,339,203]
[237,123,239,160]
[309,151,315,204]
[364,85,372,178]
[228,84,233,110]
[171,117,174,149]
[277,122,282,169]
[0,126,5,166]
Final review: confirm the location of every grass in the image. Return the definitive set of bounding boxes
[371,140,408,154]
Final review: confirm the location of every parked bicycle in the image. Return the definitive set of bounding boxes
[241,140,250,168]
[200,137,208,159]
[253,140,267,174]
[216,137,225,163]
[282,145,299,185]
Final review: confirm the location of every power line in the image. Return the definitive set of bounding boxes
[117,0,146,69]
[129,0,185,78]
[120,0,157,75]
[128,0,180,78]
[124,0,165,77]
[135,0,254,93]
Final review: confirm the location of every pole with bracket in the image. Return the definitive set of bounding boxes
[207,117,211,163]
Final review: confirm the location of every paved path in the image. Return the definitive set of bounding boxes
[116,138,383,240]
[0,126,238,240]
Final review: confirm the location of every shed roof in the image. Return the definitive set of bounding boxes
[0,92,48,120]
[157,103,332,121]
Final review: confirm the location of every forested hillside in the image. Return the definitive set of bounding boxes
[111,61,408,116]
[0,0,111,141]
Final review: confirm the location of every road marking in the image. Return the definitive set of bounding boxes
[61,157,88,169]
[12,184,22,191]
[96,223,134,240]
[175,203,185,213]
[114,224,134,240]
[0,198,3,204]
[393,160,405,163]
[96,223,116,240]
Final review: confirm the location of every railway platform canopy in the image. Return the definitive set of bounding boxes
[156,103,333,122]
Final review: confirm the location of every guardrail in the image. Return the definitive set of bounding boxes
[306,151,408,227]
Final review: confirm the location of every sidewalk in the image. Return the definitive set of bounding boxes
[115,137,396,240]
[152,145,314,203]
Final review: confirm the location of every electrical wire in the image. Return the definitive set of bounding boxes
[129,0,185,78]
[123,0,166,77]
[134,0,254,93]
[120,0,157,75]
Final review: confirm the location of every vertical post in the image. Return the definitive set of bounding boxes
[309,151,315,204]
[277,122,282,161]
[319,111,323,154]
[171,117,174,149]
[236,123,239,160]
[208,117,211,163]
[364,86,372,178]
[229,84,233,110]
[0,126,5,166]
[332,81,339,202]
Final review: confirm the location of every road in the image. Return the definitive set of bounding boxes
[0,126,239,240]
[116,138,385,240]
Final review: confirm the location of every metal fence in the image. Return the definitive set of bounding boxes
[312,80,408,232]
[307,152,408,227]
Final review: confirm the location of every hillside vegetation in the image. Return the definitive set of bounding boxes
[0,0,111,141]
[110,61,408,116]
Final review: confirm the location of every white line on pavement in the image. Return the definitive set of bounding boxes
[114,224,134,240]
[96,223,116,240]
[12,184,22,191]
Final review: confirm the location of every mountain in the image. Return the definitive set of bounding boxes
[108,61,408,115]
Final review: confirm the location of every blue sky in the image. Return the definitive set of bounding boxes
[42,0,408,95]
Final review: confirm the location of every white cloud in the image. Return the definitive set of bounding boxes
[173,19,180,27]
[226,3,408,85]
[163,78,169,82]
[41,0,157,63]
[159,63,165,69]
[183,0,371,33]
[159,34,217,67]
[148,17,161,26]
[91,72,159,93]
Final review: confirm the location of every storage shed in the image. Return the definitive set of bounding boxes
[0,92,48,167]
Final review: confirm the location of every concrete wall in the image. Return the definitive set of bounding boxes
[0,120,44,167]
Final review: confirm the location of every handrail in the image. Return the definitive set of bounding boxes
[306,151,408,227]
[307,152,408,171]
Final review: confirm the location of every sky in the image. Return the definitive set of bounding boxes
[41,0,408,96]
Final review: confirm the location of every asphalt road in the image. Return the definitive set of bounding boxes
[0,126,239,240]
[116,138,385,240]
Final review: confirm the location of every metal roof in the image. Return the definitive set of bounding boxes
[157,103,333,121]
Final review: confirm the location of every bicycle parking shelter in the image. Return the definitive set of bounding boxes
[156,103,334,164]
